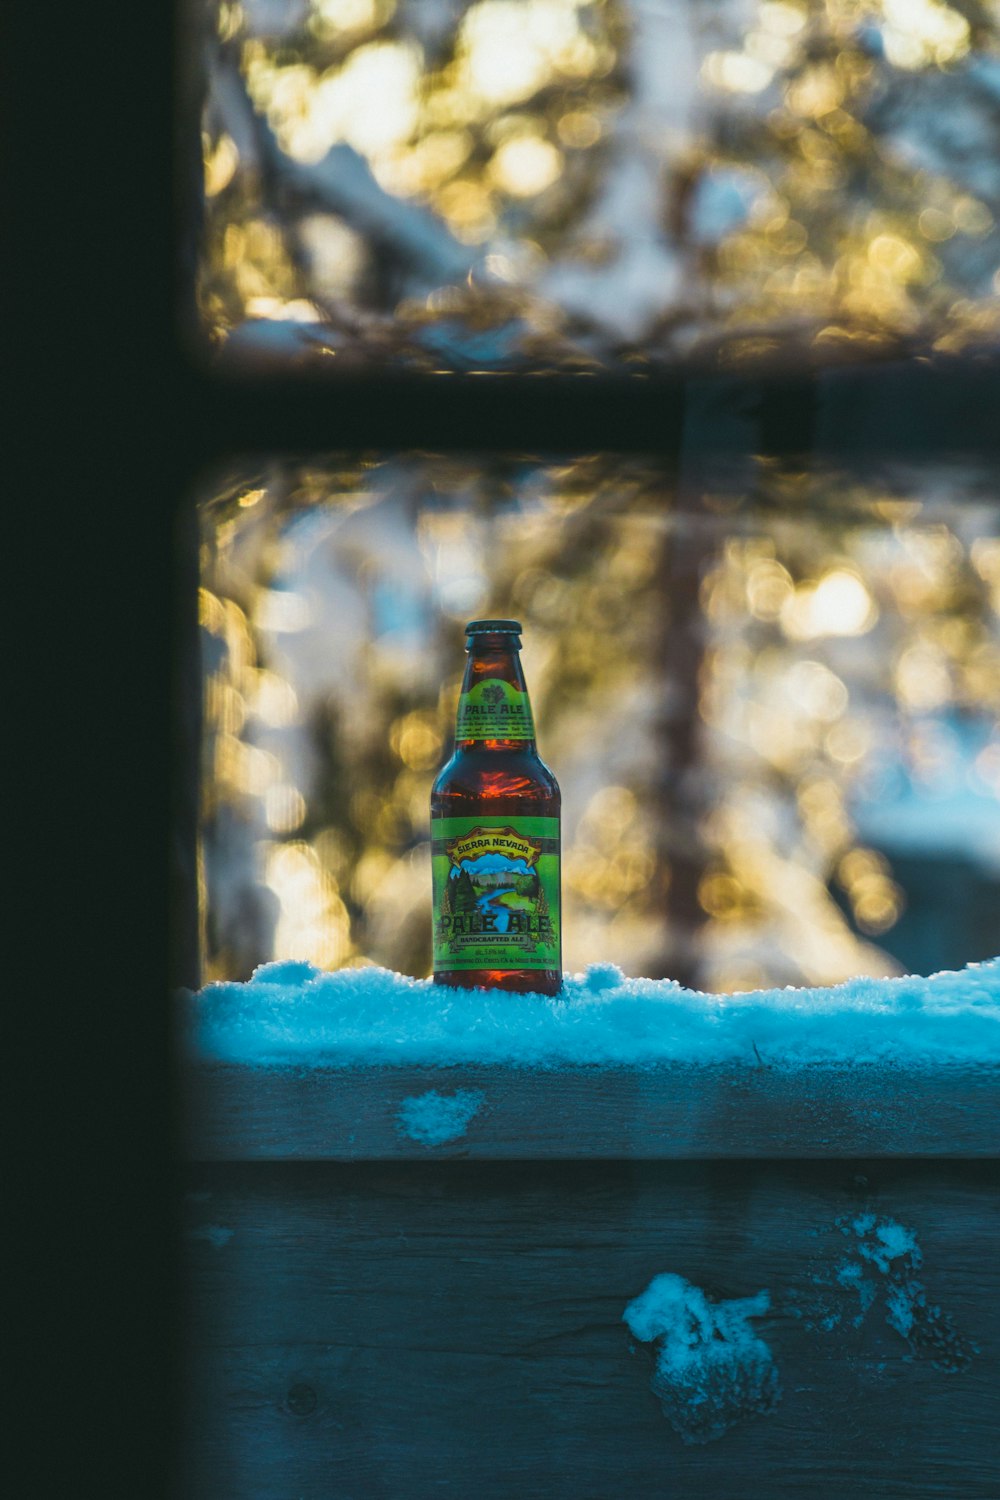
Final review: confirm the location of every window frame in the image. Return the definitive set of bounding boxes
[21,5,999,1494]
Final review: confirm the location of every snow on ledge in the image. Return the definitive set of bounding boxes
[183,958,1000,1070]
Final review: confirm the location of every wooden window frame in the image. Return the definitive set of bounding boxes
[18,3,996,1491]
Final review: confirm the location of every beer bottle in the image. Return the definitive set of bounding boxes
[431,620,561,995]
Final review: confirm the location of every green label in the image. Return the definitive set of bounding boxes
[455,678,535,741]
[432,814,560,972]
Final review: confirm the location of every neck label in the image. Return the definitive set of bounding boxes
[456,678,535,741]
[432,814,559,972]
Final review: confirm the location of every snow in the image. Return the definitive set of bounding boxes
[623,1273,780,1444]
[396,1088,484,1145]
[791,1213,974,1371]
[184,956,1000,1069]
[832,1215,975,1372]
[851,1214,922,1274]
[884,1282,916,1339]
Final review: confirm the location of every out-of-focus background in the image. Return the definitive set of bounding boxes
[198,456,1000,990]
[194,0,1000,990]
[196,0,1000,370]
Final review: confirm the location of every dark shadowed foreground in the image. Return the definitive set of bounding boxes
[180,1062,999,1498]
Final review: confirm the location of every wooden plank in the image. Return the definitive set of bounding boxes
[180,1159,1000,1499]
[184,1063,1000,1160]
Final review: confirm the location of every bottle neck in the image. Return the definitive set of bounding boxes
[455,635,537,748]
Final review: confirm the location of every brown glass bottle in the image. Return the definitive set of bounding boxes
[431,620,561,994]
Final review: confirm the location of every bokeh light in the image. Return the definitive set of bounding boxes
[198,455,1000,989]
[198,0,1000,368]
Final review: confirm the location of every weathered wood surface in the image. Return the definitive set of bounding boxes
[180,1159,1000,1499]
[184,1063,1000,1160]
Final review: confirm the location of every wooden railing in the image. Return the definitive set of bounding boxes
[180,1058,1000,1498]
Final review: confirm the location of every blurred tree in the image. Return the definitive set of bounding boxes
[197,452,999,989]
[197,0,1000,368]
[189,6,1000,993]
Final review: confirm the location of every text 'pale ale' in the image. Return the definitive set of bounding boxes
[431,620,561,994]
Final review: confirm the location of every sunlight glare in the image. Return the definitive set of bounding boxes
[489,135,563,197]
[458,0,585,107]
[782,569,878,639]
[703,51,775,94]
[880,0,970,71]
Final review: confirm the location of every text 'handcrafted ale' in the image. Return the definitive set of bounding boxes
[431,620,562,995]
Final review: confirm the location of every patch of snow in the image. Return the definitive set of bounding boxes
[183,957,1000,1068]
[623,1273,780,1443]
[827,1215,976,1372]
[853,1215,922,1274]
[884,1281,916,1339]
[396,1088,484,1145]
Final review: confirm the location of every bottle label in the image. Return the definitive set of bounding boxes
[455,678,535,741]
[431,815,560,973]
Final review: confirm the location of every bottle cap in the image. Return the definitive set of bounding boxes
[464,619,522,634]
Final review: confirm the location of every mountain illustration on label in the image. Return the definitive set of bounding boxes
[442,825,549,940]
[446,826,541,869]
